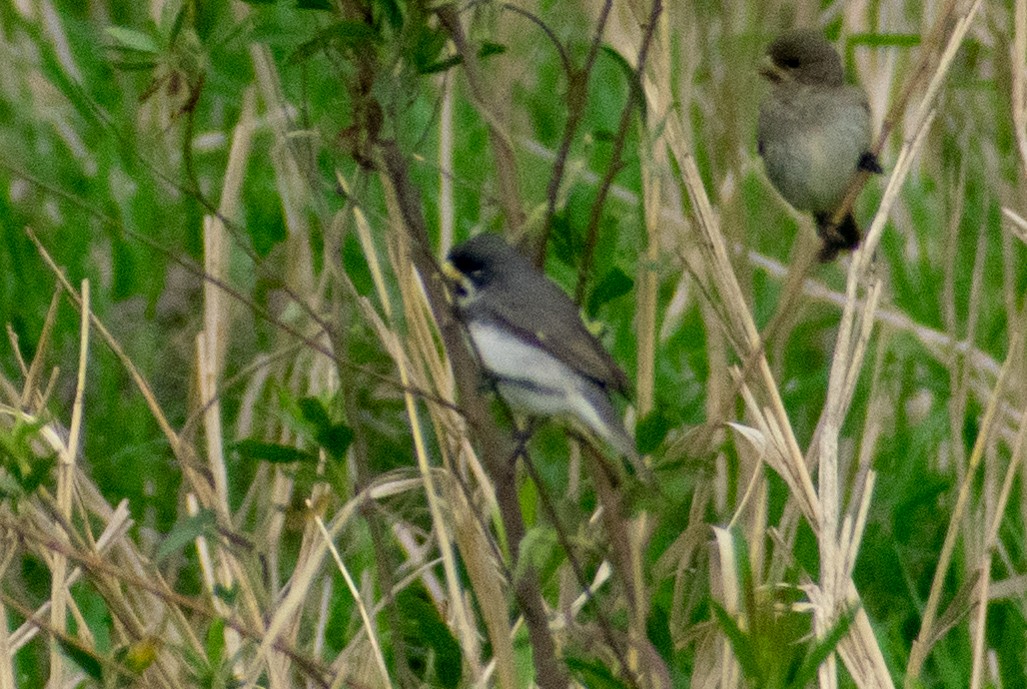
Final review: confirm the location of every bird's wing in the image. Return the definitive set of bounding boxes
[483,276,631,396]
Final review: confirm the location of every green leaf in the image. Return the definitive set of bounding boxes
[565,655,630,689]
[233,438,317,464]
[791,606,857,687]
[296,397,353,460]
[105,26,161,54]
[730,526,757,618]
[289,20,380,63]
[323,456,350,498]
[550,209,582,266]
[587,266,633,317]
[110,58,160,71]
[516,525,563,584]
[635,407,670,455]
[318,424,354,462]
[479,41,506,60]
[57,638,104,682]
[164,2,187,46]
[298,396,332,429]
[374,0,404,29]
[419,54,461,75]
[0,418,56,498]
[156,509,218,562]
[418,41,507,74]
[712,602,765,685]
[410,21,447,73]
[213,583,239,605]
[397,587,462,687]
[647,602,673,660]
[600,45,646,123]
[205,618,226,669]
[343,233,377,295]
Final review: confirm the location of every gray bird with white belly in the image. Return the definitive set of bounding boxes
[445,234,637,460]
[757,29,882,261]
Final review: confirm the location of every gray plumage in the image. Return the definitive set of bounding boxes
[757,30,881,261]
[447,234,636,459]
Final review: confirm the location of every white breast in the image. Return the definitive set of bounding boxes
[465,319,634,457]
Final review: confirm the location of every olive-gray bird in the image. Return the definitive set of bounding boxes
[757,29,882,261]
[446,234,637,460]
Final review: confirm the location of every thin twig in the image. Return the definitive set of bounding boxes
[534,0,614,266]
[825,0,962,233]
[377,140,568,689]
[575,0,664,304]
[437,4,525,236]
[520,451,647,689]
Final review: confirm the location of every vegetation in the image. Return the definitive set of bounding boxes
[0,0,1023,687]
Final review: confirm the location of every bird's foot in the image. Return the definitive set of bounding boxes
[858,151,883,174]
[814,212,861,262]
[510,420,538,462]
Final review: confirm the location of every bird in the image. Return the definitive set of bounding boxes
[445,234,638,460]
[757,29,882,261]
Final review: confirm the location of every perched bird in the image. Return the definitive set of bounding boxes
[757,29,882,261]
[445,234,637,460]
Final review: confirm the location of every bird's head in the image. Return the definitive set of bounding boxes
[759,29,845,88]
[445,234,520,307]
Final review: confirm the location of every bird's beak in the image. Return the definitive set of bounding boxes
[442,261,472,303]
[442,261,462,283]
[758,55,784,83]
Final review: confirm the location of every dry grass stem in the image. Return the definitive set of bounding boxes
[314,511,391,686]
[905,330,1025,685]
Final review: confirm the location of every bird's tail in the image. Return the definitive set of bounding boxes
[580,384,639,461]
[578,384,661,485]
[815,212,861,262]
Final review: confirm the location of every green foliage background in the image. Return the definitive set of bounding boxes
[0,0,1024,688]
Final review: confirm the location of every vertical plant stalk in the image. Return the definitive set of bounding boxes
[670,112,919,683]
[826,0,966,232]
[439,73,455,253]
[904,334,1025,687]
[313,513,392,686]
[788,4,985,681]
[969,400,1027,689]
[195,87,259,677]
[378,142,568,689]
[437,5,525,236]
[392,237,485,678]
[626,1,670,421]
[585,449,671,689]
[810,71,936,689]
[48,279,90,687]
[336,193,421,684]
[1015,0,1027,178]
[26,231,218,506]
[532,0,613,266]
[599,5,673,684]
[447,481,518,689]
[574,0,664,305]
[830,4,987,683]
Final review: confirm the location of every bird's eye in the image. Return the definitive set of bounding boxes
[782,56,801,69]
[465,267,490,288]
